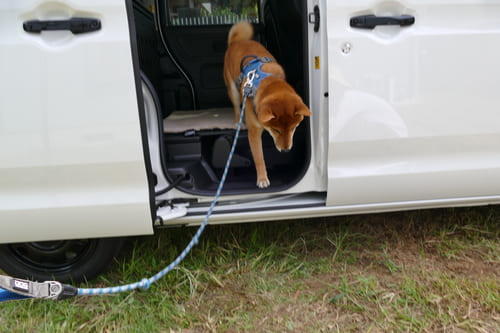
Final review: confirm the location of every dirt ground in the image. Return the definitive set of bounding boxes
[178,208,500,332]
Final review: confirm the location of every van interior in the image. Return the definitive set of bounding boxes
[133,0,310,196]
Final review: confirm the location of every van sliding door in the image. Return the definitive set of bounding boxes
[0,0,154,243]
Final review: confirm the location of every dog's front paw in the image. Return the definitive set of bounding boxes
[256,177,270,189]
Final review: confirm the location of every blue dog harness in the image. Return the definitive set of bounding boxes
[236,55,275,98]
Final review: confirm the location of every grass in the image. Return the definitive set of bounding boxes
[1,206,500,332]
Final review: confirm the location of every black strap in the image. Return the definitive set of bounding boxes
[239,55,274,72]
[240,55,259,72]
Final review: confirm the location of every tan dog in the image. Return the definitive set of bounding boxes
[223,22,311,188]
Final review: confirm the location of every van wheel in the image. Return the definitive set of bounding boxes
[0,238,124,283]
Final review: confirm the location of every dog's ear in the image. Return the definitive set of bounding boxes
[257,104,275,123]
[295,103,312,117]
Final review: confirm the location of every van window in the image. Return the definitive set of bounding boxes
[166,0,258,26]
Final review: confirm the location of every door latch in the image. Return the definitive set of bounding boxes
[308,5,320,32]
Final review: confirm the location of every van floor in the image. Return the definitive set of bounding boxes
[163,108,235,133]
[162,108,309,195]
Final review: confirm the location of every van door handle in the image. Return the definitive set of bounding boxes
[23,17,101,34]
[350,14,414,29]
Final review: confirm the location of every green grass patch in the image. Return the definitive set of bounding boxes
[1,207,500,332]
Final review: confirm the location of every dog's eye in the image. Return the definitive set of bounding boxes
[272,128,281,134]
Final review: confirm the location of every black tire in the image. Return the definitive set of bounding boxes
[0,238,124,283]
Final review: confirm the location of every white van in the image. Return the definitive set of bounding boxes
[1,0,500,282]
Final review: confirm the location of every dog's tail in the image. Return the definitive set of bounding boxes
[228,21,253,45]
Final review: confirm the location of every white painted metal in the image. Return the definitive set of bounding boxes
[3,0,500,243]
[307,0,330,194]
[0,0,153,243]
[325,0,500,206]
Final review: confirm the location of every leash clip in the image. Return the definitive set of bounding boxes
[243,69,257,98]
[0,274,77,300]
[243,69,256,88]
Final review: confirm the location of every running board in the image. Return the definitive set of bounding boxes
[154,192,327,227]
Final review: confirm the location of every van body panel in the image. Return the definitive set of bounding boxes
[0,0,153,243]
[325,0,500,205]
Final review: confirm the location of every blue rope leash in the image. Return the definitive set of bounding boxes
[0,74,253,302]
[77,96,247,296]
